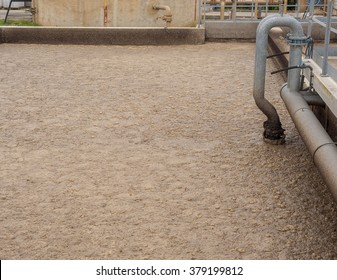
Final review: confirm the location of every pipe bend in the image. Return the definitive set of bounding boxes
[253,15,304,143]
[256,13,280,33]
[257,15,304,37]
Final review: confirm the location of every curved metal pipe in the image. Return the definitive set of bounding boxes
[253,14,305,144]
[280,85,337,203]
[153,4,172,23]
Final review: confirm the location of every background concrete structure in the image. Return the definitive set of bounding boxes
[2,0,25,8]
[32,0,197,27]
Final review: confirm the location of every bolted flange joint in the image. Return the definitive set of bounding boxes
[263,120,285,145]
[286,34,313,46]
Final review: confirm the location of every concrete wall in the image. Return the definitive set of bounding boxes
[0,26,205,45]
[205,20,259,40]
[33,0,197,27]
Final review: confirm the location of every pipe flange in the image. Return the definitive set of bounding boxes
[286,34,312,46]
[263,120,286,145]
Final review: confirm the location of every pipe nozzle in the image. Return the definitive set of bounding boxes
[153,4,173,23]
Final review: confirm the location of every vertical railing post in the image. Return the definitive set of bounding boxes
[296,2,300,19]
[255,0,259,18]
[197,0,201,27]
[251,0,254,19]
[283,0,288,14]
[220,0,225,20]
[279,0,284,16]
[322,0,333,76]
[231,0,237,21]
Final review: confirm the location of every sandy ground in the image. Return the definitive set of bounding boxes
[0,42,337,260]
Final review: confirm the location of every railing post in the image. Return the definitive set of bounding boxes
[197,0,201,27]
[279,0,284,16]
[255,0,259,18]
[307,0,316,37]
[322,0,333,76]
[232,0,237,21]
[283,0,288,14]
[220,0,225,20]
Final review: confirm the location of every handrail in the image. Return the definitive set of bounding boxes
[199,0,332,21]
[312,16,337,35]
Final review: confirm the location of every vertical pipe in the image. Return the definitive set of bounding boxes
[288,42,303,91]
[322,0,333,76]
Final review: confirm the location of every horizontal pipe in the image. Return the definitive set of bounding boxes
[280,85,337,203]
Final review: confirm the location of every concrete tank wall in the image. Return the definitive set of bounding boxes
[32,0,197,27]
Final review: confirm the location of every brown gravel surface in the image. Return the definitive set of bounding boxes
[0,42,337,259]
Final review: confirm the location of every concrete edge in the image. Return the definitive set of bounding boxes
[0,26,206,45]
[205,20,337,41]
[205,21,259,40]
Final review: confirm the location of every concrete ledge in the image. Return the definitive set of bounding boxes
[205,20,337,41]
[0,26,205,45]
[205,21,259,40]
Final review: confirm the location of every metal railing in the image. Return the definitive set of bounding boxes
[197,0,337,79]
[197,0,331,22]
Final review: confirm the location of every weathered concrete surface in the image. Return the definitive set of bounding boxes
[0,26,205,45]
[33,0,197,27]
[205,21,260,40]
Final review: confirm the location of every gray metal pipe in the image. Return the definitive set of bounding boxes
[253,14,305,144]
[280,85,337,203]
